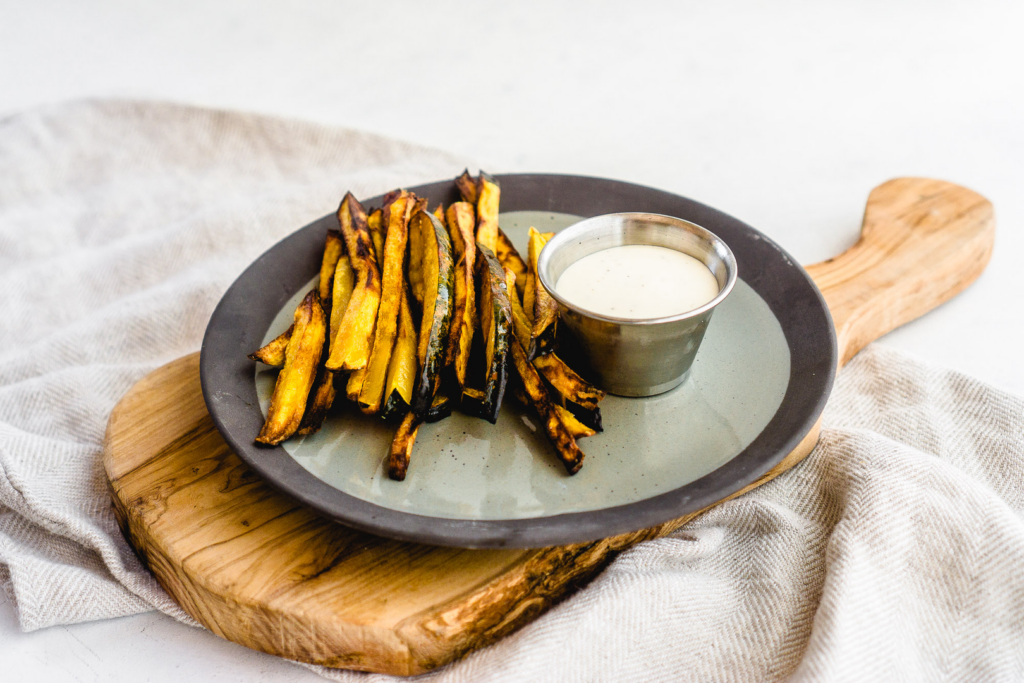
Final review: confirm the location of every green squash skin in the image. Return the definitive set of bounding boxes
[411,213,455,416]
[476,245,511,424]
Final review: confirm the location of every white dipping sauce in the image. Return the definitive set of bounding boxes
[554,245,720,319]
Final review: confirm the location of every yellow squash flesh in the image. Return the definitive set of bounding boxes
[326,193,382,371]
[526,227,558,357]
[387,411,422,481]
[508,329,585,474]
[475,172,500,253]
[506,266,604,410]
[358,191,414,414]
[318,230,345,303]
[445,202,477,386]
[256,290,327,445]
[248,324,293,367]
[495,228,528,299]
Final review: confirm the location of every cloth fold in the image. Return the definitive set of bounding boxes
[2,100,1022,681]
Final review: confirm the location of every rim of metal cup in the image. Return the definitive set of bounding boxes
[536,212,739,325]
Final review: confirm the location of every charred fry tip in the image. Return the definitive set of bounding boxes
[256,288,327,445]
[387,412,421,481]
[455,170,479,205]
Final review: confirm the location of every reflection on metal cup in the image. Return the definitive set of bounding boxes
[537,213,738,397]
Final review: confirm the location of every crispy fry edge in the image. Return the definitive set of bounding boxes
[256,290,327,445]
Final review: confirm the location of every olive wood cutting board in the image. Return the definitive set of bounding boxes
[103,178,993,676]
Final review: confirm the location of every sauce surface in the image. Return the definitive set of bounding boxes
[554,245,720,319]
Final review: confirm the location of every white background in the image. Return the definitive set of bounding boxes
[2,1,1022,680]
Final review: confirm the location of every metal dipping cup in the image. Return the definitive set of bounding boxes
[536,213,738,397]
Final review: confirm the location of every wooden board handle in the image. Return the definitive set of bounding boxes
[805,177,994,367]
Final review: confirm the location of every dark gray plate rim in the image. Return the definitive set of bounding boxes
[200,173,836,548]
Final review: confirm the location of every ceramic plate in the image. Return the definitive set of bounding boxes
[201,174,836,548]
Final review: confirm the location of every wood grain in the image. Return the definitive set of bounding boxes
[806,177,995,365]
[103,178,993,675]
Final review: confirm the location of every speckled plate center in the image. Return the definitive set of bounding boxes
[255,211,790,521]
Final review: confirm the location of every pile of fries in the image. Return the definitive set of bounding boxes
[249,171,607,480]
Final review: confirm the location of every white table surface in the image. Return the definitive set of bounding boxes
[2,1,1022,680]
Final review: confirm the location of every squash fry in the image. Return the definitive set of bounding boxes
[367,208,385,271]
[522,230,556,325]
[256,290,327,445]
[248,324,293,367]
[268,229,350,435]
[555,404,596,439]
[381,285,418,420]
[326,193,381,371]
[523,266,535,325]
[496,227,528,298]
[526,227,558,358]
[251,174,608,463]
[475,172,500,253]
[407,196,428,309]
[425,392,452,423]
[532,353,606,411]
[505,267,532,347]
[509,382,529,407]
[318,230,346,303]
[506,266,605,412]
[328,254,355,347]
[300,235,345,435]
[346,365,366,402]
[455,168,478,205]
[336,192,377,272]
[565,399,603,434]
[358,191,414,414]
[461,387,487,417]
[296,363,336,436]
[388,411,422,481]
[474,245,511,423]
[508,329,585,474]
[446,202,474,257]
[411,211,455,415]
[408,221,424,309]
[444,202,477,381]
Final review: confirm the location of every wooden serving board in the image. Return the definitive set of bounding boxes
[104,178,993,676]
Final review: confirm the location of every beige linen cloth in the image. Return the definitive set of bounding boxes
[2,101,1023,682]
